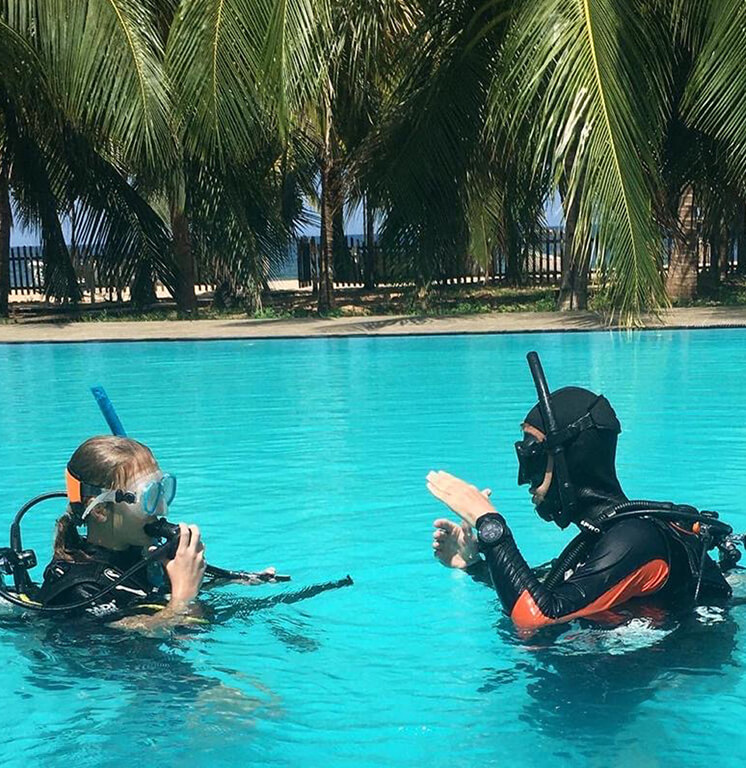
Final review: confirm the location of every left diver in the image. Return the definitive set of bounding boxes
[11,435,278,627]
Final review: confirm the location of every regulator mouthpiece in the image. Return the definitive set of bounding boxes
[144,517,180,559]
[144,517,179,541]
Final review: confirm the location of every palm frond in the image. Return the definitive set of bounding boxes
[65,132,177,296]
[168,0,325,162]
[7,127,80,300]
[360,0,501,284]
[4,0,175,173]
[492,0,671,321]
[0,16,48,110]
[683,0,746,191]
[660,0,713,57]
[168,0,264,162]
[262,0,328,135]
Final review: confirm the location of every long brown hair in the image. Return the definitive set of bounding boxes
[54,436,158,562]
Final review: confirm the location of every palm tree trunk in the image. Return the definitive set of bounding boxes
[558,187,587,310]
[310,237,319,297]
[736,206,746,275]
[42,210,81,303]
[69,204,77,272]
[332,202,349,282]
[131,259,157,307]
[319,163,333,312]
[505,220,522,286]
[557,140,589,310]
[0,156,10,318]
[718,221,729,282]
[702,218,728,289]
[171,205,197,315]
[318,107,336,314]
[364,194,376,289]
[665,186,698,301]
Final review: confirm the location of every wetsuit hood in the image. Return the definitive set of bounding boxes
[522,386,626,528]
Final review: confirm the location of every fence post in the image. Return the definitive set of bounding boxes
[86,248,96,303]
[310,237,319,296]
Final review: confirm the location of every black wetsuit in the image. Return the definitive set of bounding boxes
[469,514,731,630]
[37,544,166,619]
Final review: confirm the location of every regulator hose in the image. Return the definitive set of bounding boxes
[542,533,593,590]
[540,500,736,590]
[143,518,291,583]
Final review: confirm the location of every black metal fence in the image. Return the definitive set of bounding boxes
[8,243,298,299]
[297,229,742,289]
[8,245,126,296]
[9,246,45,293]
[7,245,198,300]
[5,230,742,298]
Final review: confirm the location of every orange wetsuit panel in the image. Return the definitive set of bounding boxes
[510,558,670,631]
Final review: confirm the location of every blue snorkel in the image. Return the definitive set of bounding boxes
[89,387,292,582]
[90,386,127,437]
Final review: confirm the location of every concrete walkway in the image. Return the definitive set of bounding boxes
[2,306,746,343]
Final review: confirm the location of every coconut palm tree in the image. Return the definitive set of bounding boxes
[489,0,675,321]
[363,0,746,319]
[5,0,745,323]
[0,0,178,314]
[668,0,746,298]
[354,0,548,298]
[2,0,298,316]
[0,16,39,314]
[168,0,415,313]
[490,0,746,318]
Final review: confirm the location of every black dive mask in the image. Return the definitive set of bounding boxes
[515,431,548,488]
[515,432,560,523]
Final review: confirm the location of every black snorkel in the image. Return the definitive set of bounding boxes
[526,352,578,529]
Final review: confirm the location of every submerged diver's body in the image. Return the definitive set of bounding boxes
[428,375,732,632]
[38,527,208,624]
[39,541,159,618]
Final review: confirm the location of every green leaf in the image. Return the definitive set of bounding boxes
[683,0,746,191]
[492,0,670,321]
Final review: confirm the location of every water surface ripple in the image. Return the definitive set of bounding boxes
[1,330,745,767]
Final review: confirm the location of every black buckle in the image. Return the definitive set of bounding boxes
[545,412,595,449]
[0,547,36,575]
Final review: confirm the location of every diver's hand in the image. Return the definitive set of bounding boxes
[432,518,480,569]
[166,523,207,605]
[426,471,497,527]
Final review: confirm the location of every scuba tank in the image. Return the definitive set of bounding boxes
[541,500,739,600]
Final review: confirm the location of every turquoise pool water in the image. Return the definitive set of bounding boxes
[1,330,745,767]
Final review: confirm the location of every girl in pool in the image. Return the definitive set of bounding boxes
[38,435,207,628]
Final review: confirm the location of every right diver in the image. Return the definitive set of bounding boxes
[427,352,740,632]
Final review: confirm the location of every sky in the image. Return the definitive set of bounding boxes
[9,194,564,246]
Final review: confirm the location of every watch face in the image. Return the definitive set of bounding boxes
[480,518,504,545]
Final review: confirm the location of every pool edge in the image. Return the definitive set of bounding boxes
[2,307,746,345]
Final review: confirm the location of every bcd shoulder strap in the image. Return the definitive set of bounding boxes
[36,560,118,606]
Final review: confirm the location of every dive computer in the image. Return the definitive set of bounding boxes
[476,513,508,550]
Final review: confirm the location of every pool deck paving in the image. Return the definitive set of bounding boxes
[2,306,746,343]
